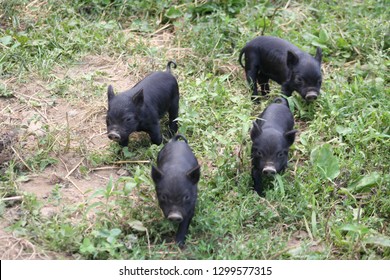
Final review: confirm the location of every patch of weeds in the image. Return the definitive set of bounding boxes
[77,174,156,259]
[85,149,117,167]
[22,136,59,173]
[46,77,74,98]
[0,161,23,198]
[0,83,13,97]
[48,184,64,205]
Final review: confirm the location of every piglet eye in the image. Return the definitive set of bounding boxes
[256,151,263,158]
[183,195,190,201]
[277,152,285,158]
[161,194,167,201]
[295,76,303,84]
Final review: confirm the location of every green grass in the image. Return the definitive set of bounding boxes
[0,0,389,259]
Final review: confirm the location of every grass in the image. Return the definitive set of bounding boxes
[0,0,389,259]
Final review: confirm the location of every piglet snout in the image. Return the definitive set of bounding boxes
[168,211,183,223]
[108,131,121,142]
[262,165,277,175]
[305,91,318,102]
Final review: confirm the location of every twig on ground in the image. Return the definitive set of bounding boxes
[284,0,291,9]
[59,156,70,174]
[115,160,150,164]
[65,157,85,179]
[1,196,23,202]
[32,107,49,123]
[10,146,33,172]
[90,166,121,171]
[67,177,85,198]
[151,24,171,36]
[64,112,70,153]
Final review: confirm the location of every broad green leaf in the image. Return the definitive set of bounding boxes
[348,172,381,193]
[87,189,107,202]
[15,34,29,45]
[0,36,13,46]
[124,181,137,195]
[302,33,317,42]
[16,176,30,182]
[336,37,349,49]
[103,177,115,198]
[256,17,270,28]
[165,7,183,19]
[107,228,122,243]
[95,229,110,238]
[241,121,251,140]
[129,220,147,232]
[299,131,308,146]
[80,238,96,254]
[364,236,390,247]
[311,40,327,49]
[310,144,340,180]
[110,228,122,236]
[336,125,353,135]
[288,246,304,257]
[339,223,370,235]
[122,147,134,158]
[85,201,104,214]
[319,29,329,43]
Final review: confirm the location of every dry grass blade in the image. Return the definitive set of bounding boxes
[1,196,23,202]
[10,146,33,172]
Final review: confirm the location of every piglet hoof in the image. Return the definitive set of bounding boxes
[175,238,186,248]
[254,187,265,197]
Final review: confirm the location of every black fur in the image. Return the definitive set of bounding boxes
[251,98,297,195]
[239,36,322,102]
[151,134,200,246]
[106,61,179,146]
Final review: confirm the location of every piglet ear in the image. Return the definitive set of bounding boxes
[250,121,262,140]
[107,85,115,102]
[315,47,322,64]
[284,129,298,145]
[151,165,164,184]
[132,88,144,107]
[186,165,200,184]
[287,50,299,69]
